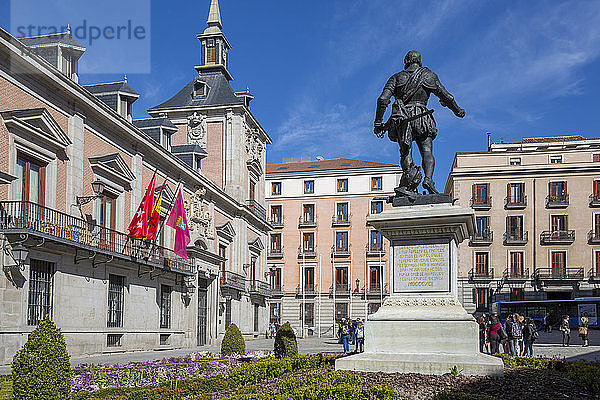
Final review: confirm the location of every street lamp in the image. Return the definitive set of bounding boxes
[6,242,29,271]
[75,180,105,217]
[355,278,360,293]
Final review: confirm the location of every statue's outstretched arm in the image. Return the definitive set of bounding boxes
[431,75,465,118]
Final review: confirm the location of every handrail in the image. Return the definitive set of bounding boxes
[246,200,267,222]
[504,195,527,208]
[0,201,194,274]
[220,270,246,291]
[470,196,492,208]
[469,267,494,280]
[534,267,584,280]
[503,267,529,280]
[540,230,575,243]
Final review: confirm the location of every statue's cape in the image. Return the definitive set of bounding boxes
[401,67,427,104]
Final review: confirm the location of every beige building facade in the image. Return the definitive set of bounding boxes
[445,135,600,315]
[265,158,401,336]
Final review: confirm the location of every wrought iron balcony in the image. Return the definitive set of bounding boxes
[505,195,527,209]
[298,246,316,258]
[469,268,494,281]
[296,283,316,295]
[246,200,267,222]
[333,283,350,294]
[220,271,246,292]
[269,217,284,228]
[589,268,600,282]
[546,194,569,208]
[504,231,528,245]
[469,230,493,246]
[365,243,385,257]
[590,193,600,208]
[332,246,350,258]
[503,268,529,280]
[470,196,492,210]
[588,230,600,244]
[367,282,389,295]
[298,216,316,228]
[267,246,284,258]
[270,284,283,295]
[534,267,584,281]
[331,214,351,227]
[249,280,272,297]
[540,230,575,245]
[0,201,194,275]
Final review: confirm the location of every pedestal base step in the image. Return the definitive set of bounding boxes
[335,352,504,376]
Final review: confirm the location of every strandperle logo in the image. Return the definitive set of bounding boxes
[15,20,147,46]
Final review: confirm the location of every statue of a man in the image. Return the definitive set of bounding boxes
[374,50,465,196]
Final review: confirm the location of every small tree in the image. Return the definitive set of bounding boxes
[221,323,246,355]
[274,322,298,358]
[12,318,72,400]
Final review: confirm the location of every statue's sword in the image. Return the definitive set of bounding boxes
[376,108,435,138]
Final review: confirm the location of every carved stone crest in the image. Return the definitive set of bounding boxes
[185,185,214,246]
[187,112,207,148]
[245,127,264,162]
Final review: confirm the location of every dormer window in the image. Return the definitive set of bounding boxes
[61,50,77,81]
[194,81,206,97]
[160,128,172,151]
[119,95,132,121]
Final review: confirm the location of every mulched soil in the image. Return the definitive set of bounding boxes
[216,365,599,400]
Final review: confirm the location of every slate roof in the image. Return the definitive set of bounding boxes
[133,117,177,130]
[84,81,139,97]
[171,144,208,155]
[19,32,85,50]
[266,158,399,174]
[149,70,244,110]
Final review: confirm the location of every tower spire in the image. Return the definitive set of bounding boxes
[205,0,222,33]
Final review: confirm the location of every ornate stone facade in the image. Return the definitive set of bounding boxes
[185,185,214,247]
[187,112,207,148]
[382,296,460,308]
[245,127,264,163]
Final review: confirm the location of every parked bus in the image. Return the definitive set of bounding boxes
[490,297,599,329]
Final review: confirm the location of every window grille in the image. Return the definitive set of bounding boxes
[107,275,125,328]
[27,259,54,326]
[107,334,122,347]
[160,285,172,329]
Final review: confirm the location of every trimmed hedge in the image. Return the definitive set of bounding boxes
[11,319,72,400]
[274,322,298,358]
[221,324,246,355]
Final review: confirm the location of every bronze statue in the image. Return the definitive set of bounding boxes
[374,50,465,198]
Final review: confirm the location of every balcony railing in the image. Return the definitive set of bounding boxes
[0,201,194,275]
[269,217,284,228]
[590,193,600,207]
[296,284,316,295]
[546,194,569,208]
[503,268,529,280]
[469,268,494,280]
[367,283,389,295]
[589,268,600,281]
[332,246,350,257]
[298,246,316,258]
[469,230,493,246]
[504,231,528,245]
[298,216,316,228]
[220,271,246,292]
[505,195,527,209]
[470,196,492,209]
[540,230,575,245]
[268,246,284,258]
[365,243,385,256]
[246,200,267,222]
[588,230,600,244]
[333,283,350,294]
[331,214,351,227]
[270,284,283,294]
[534,267,584,281]
[249,280,272,297]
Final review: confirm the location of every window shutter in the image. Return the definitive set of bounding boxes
[472,184,476,200]
[548,181,552,197]
[507,182,510,198]
[563,181,567,196]
[472,288,477,304]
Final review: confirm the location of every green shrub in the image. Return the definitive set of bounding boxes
[11,318,72,400]
[564,361,600,395]
[221,324,246,355]
[274,322,298,358]
[433,392,500,400]
[493,353,549,370]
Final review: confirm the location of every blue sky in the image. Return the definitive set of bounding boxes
[2,0,600,186]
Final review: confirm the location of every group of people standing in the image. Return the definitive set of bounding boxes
[477,314,538,357]
[558,315,590,347]
[337,318,365,353]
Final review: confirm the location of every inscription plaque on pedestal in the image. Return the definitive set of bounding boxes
[393,239,450,293]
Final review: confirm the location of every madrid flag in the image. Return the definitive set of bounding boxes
[166,189,191,259]
[146,180,166,241]
[128,174,156,238]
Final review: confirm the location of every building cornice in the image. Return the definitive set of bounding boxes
[266,166,402,179]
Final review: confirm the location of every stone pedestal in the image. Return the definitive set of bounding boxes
[335,201,503,376]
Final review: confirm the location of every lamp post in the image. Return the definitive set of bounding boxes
[11,243,29,270]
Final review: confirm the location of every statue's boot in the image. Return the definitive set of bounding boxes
[423,177,439,194]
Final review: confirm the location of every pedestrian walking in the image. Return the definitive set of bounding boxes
[355,320,365,352]
[543,312,552,332]
[487,315,502,355]
[522,318,538,357]
[579,316,589,347]
[338,318,351,353]
[560,315,571,347]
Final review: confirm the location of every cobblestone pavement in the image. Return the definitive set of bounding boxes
[1,329,598,375]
